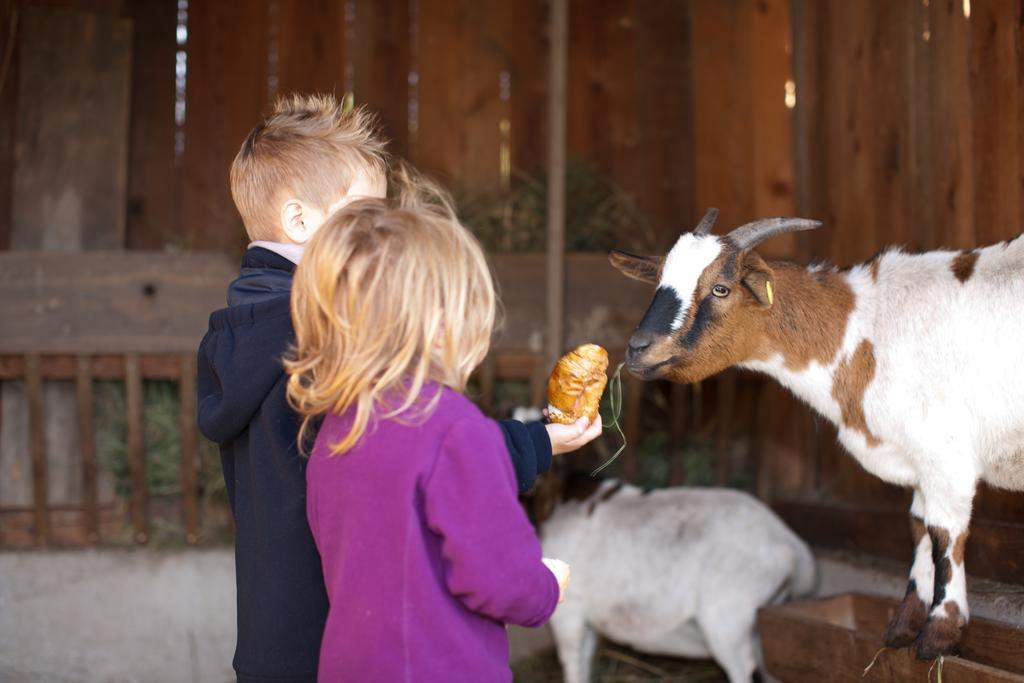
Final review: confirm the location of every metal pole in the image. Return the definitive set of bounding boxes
[546,0,568,368]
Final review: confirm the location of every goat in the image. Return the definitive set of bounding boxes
[609,208,1024,660]
[540,476,815,683]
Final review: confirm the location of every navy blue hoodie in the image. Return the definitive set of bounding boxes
[196,247,553,683]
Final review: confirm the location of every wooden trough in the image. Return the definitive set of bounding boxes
[758,593,1024,682]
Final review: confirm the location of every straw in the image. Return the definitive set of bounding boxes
[590,362,627,476]
[861,647,888,677]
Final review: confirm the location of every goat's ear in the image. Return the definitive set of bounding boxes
[740,250,776,307]
[609,249,663,285]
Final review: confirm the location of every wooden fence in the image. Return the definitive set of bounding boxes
[4,251,751,547]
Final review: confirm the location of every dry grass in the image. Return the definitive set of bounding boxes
[456,159,657,254]
[512,642,727,683]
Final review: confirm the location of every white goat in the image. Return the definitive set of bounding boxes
[610,208,1024,660]
[541,477,815,683]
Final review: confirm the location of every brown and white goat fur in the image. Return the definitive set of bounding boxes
[541,477,815,683]
[610,209,1024,659]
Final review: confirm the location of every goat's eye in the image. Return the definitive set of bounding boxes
[712,285,730,298]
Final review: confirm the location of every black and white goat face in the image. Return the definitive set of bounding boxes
[610,209,821,384]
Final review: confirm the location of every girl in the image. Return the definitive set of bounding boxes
[285,194,570,682]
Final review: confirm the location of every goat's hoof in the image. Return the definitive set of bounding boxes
[914,613,964,661]
[883,593,928,648]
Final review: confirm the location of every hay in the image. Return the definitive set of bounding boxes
[861,646,888,677]
[591,362,626,476]
[511,643,728,682]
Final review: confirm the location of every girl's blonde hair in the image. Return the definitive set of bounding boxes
[284,172,496,455]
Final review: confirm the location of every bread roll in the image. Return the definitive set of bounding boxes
[546,344,609,425]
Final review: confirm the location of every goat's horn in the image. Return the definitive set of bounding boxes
[727,217,822,250]
[693,208,719,236]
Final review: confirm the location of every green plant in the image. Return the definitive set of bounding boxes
[95,380,183,497]
[93,379,230,544]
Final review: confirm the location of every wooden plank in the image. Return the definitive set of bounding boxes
[505,0,547,177]
[493,352,536,380]
[12,6,132,250]
[546,0,568,367]
[567,0,642,188]
[275,0,346,96]
[5,6,131,528]
[754,379,777,501]
[790,0,827,261]
[667,382,689,486]
[351,0,411,159]
[756,380,814,497]
[15,0,125,12]
[566,0,604,170]
[0,504,124,547]
[0,252,651,355]
[0,354,184,381]
[760,593,1024,682]
[714,370,737,486]
[75,355,98,543]
[748,0,796,258]
[633,0,693,251]
[690,0,755,234]
[975,486,1024,528]
[477,354,496,415]
[181,0,269,251]
[908,0,936,251]
[839,1,915,261]
[125,0,179,249]
[459,0,511,187]
[774,498,1024,585]
[494,253,656,353]
[529,360,547,410]
[970,0,1021,246]
[794,1,918,263]
[0,2,18,251]
[926,0,975,250]
[0,252,236,354]
[24,354,48,544]
[179,353,199,544]
[125,353,147,544]
[414,0,461,179]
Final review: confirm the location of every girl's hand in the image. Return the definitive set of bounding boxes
[541,558,571,603]
[545,414,603,455]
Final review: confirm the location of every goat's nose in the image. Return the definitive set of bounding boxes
[627,330,655,358]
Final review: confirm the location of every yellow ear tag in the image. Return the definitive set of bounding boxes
[766,280,774,306]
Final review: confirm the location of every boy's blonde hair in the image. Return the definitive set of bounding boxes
[284,178,496,454]
[230,93,388,241]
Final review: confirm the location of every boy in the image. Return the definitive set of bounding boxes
[196,94,600,683]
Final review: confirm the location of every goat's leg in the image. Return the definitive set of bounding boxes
[915,481,974,660]
[699,603,759,683]
[883,489,932,647]
[549,608,597,683]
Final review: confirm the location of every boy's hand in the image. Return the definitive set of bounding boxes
[542,558,571,603]
[545,414,603,455]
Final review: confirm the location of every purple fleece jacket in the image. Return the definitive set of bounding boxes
[306,388,560,682]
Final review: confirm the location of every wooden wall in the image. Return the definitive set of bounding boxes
[765,0,1024,584]
[0,0,1022,579]
[0,0,785,254]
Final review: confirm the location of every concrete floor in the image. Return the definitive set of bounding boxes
[0,549,236,683]
[0,547,552,683]
[1,547,1020,682]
